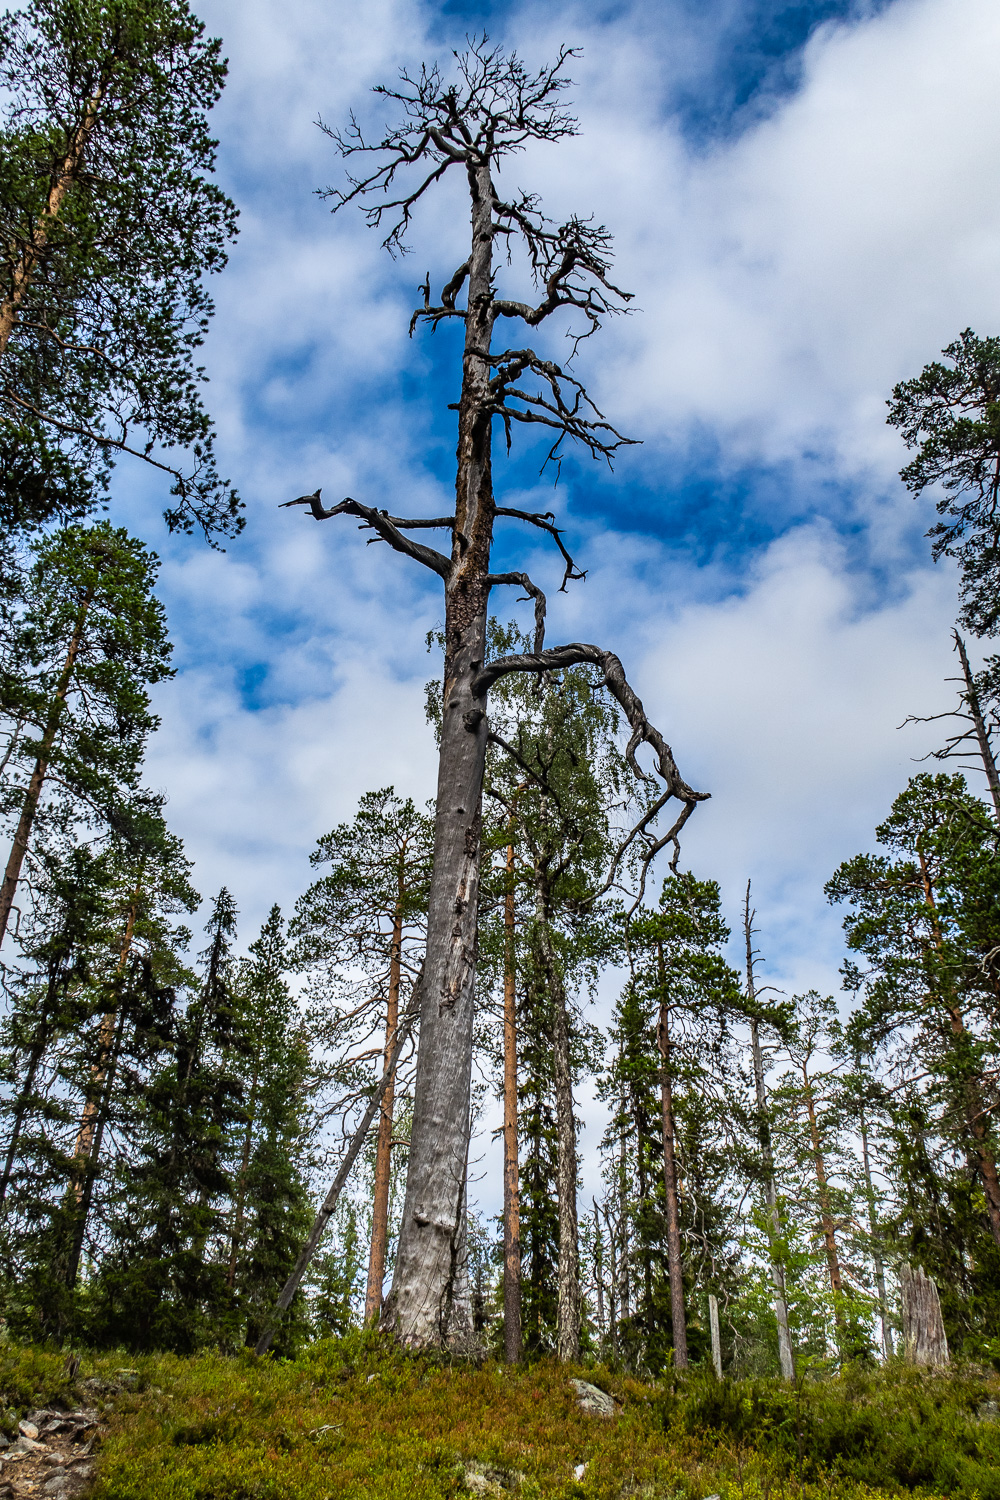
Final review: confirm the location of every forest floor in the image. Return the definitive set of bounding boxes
[0,1335,998,1500]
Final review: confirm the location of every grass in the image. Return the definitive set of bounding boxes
[1,1334,998,1500]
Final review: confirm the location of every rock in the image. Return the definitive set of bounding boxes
[42,1477,69,1497]
[18,1421,39,1439]
[15,1434,45,1453]
[463,1467,505,1496]
[569,1379,617,1418]
[977,1401,999,1422]
[573,1463,588,1481]
[0,1435,7,1451]
[114,1369,140,1390]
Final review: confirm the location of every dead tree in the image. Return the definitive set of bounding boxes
[284,41,703,1348]
[902,630,1000,820]
[900,1264,949,1366]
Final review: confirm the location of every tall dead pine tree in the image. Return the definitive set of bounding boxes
[285,41,703,1348]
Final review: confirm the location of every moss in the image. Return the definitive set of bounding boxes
[3,1337,997,1499]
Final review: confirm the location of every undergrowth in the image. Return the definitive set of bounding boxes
[1,1333,998,1500]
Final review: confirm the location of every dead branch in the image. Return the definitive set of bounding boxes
[280,494,451,577]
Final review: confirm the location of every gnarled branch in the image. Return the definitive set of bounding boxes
[280,494,451,578]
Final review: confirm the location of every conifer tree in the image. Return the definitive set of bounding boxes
[828,773,1000,1250]
[291,790,433,1323]
[0,521,173,951]
[94,888,245,1351]
[0,0,241,536]
[227,905,314,1350]
[607,874,742,1371]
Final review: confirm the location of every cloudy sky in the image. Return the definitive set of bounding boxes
[109,0,1000,1194]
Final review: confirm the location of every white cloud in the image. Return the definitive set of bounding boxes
[110,0,1000,1214]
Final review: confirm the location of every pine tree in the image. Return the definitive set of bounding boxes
[0,522,174,952]
[0,0,241,537]
[291,789,433,1324]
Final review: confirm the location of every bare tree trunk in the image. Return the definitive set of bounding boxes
[954,631,1000,819]
[387,158,497,1347]
[900,1265,948,1365]
[858,1103,893,1358]
[918,849,1000,1247]
[365,889,404,1321]
[0,90,104,360]
[744,884,795,1377]
[0,590,92,948]
[708,1293,722,1378]
[657,987,688,1369]
[502,839,522,1362]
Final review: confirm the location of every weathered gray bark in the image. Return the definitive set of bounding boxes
[386,156,495,1349]
[708,1293,722,1378]
[900,1264,948,1366]
[744,884,795,1379]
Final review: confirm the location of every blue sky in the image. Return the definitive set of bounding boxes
[107,0,1000,1194]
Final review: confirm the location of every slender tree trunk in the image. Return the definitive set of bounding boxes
[592,1200,606,1353]
[0,90,104,359]
[502,838,522,1362]
[656,975,688,1369]
[954,631,1000,820]
[66,1003,127,1289]
[388,156,498,1346]
[918,848,1000,1246]
[618,1091,631,1324]
[71,887,140,1198]
[859,1103,893,1358]
[537,890,580,1362]
[743,888,795,1377]
[801,1068,844,1309]
[0,589,92,948]
[365,888,404,1321]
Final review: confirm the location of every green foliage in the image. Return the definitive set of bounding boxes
[888,329,1000,638]
[0,0,241,536]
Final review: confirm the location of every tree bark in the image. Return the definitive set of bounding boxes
[0,589,93,948]
[0,89,105,360]
[502,838,522,1363]
[750,1017,796,1378]
[900,1264,949,1365]
[387,156,497,1347]
[656,982,688,1369]
[365,885,404,1321]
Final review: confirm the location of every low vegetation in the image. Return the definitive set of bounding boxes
[2,1337,999,1500]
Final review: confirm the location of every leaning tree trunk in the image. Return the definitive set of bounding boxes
[0,88,105,360]
[502,838,522,1363]
[365,892,404,1321]
[0,589,92,948]
[657,987,688,1369]
[386,158,497,1347]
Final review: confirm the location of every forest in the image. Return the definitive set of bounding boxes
[2,1,1000,1497]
